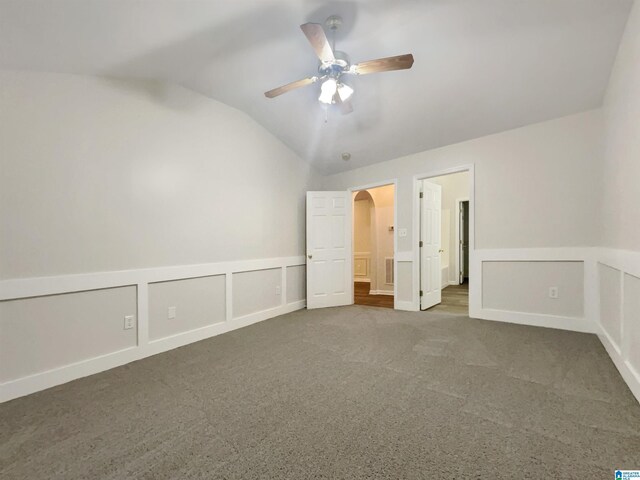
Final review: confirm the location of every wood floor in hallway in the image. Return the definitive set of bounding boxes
[430,281,469,314]
[354,282,394,308]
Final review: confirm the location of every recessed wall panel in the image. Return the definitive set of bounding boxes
[623,273,640,371]
[396,261,413,303]
[232,268,281,319]
[482,261,584,318]
[0,286,137,382]
[286,265,306,303]
[599,263,622,347]
[148,275,225,341]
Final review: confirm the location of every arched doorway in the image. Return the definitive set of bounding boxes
[353,185,395,308]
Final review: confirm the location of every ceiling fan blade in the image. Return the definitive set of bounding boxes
[351,53,414,75]
[264,77,317,98]
[300,23,335,63]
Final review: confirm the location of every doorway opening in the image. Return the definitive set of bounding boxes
[419,171,470,314]
[352,184,395,309]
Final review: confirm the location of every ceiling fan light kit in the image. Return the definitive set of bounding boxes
[264,15,414,115]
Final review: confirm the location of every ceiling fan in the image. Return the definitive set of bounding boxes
[264,15,414,114]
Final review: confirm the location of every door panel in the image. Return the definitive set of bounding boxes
[420,181,442,310]
[306,191,352,309]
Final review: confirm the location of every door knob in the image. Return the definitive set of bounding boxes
[307,254,313,259]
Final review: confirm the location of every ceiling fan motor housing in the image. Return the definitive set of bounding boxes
[319,50,350,78]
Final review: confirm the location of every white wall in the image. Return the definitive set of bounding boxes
[602,0,640,251]
[0,71,320,279]
[324,110,602,252]
[597,0,640,403]
[0,71,317,401]
[323,110,603,316]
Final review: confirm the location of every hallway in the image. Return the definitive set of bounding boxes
[354,282,394,309]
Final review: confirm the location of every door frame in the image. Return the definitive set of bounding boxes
[348,179,398,309]
[455,197,470,286]
[412,164,477,316]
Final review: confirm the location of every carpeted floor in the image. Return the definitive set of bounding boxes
[1,306,639,479]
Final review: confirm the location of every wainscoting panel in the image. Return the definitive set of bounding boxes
[0,286,137,383]
[148,275,226,341]
[232,268,281,319]
[0,256,306,403]
[598,263,622,347]
[286,265,306,304]
[596,249,640,404]
[482,261,584,318]
[624,273,640,377]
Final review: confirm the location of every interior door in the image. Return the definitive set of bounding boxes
[459,201,465,285]
[420,181,442,310]
[306,191,352,309]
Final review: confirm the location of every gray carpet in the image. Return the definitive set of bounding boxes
[1,306,639,479]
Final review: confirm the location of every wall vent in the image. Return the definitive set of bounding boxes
[385,257,394,285]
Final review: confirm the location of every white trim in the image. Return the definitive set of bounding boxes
[595,248,640,405]
[472,247,597,333]
[0,256,305,301]
[136,283,149,347]
[348,179,398,308]
[413,164,476,314]
[440,280,459,290]
[477,308,595,333]
[395,300,414,311]
[598,324,640,404]
[455,197,470,286]
[369,290,394,296]
[0,256,306,403]
[395,251,413,262]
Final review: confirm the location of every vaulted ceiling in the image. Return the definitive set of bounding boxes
[0,0,633,173]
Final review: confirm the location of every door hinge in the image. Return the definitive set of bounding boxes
[419,241,423,248]
[419,290,423,297]
[419,192,423,198]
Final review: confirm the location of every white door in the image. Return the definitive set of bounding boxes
[459,202,465,285]
[420,181,442,310]
[306,191,352,309]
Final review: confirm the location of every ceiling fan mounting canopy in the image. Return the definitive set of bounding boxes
[264,15,414,115]
[325,15,343,31]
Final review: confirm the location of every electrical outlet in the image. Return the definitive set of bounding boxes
[168,306,176,319]
[275,285,281,295]
[398,228,408,238]
[549,287,559,299]
[124,315,135,330]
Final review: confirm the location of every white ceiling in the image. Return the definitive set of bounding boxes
[0,0,633,174]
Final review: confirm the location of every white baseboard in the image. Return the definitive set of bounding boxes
[598,326,640,404]
[354,278,371,283]
[394,300,417,311]
[595,248,640,405]
[0,256,306,403]
[369,290,393,296]
[0,299,305,403]
[475,308,596,334]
